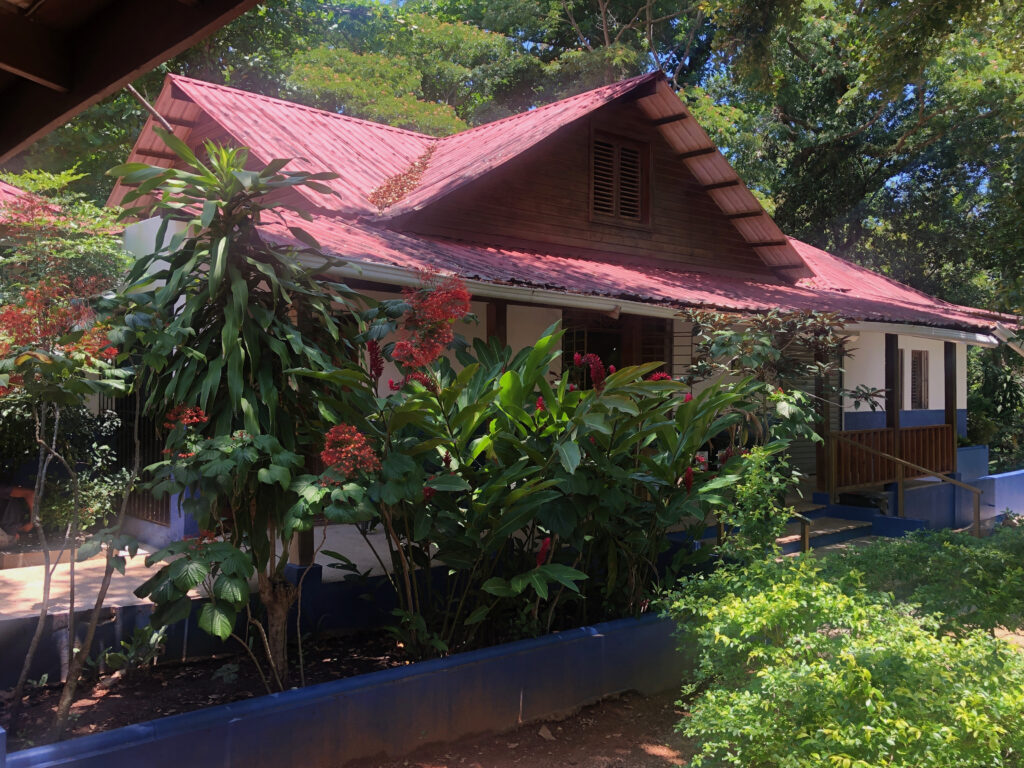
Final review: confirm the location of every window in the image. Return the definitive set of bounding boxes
[910,350,929,409]
[591,135,648,224]
[563,309,671,386]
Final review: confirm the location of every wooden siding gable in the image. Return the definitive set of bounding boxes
[389,100,783,281]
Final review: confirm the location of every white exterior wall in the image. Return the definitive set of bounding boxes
[124,216,186,258]
[842,330,886,411]
[842,329,968,414]
[507,304,563,374]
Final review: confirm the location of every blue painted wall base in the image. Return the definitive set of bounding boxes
[6,614,684,768]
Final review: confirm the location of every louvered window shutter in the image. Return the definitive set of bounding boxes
[617,146,642,220]
[592,140,616,216]
[591,136,646,222]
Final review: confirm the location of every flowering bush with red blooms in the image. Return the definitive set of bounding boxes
[321,423,380,480]
[163,405,209,431]
[0,278,119,398]
[391,272,471,370]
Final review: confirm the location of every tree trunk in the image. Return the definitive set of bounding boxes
[257,574,295,688]
[7,406,58,734]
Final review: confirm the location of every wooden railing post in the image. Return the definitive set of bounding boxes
[828,433,838,504]
[974,493,982,538]
[896,464,905,517]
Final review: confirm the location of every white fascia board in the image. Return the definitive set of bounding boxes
[313,257,1002,343]
[315,258,683,319]
[845,321,998,348]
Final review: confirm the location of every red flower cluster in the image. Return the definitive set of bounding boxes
[423,487,436,501]
[647,371,672,381]
[683,466,694,492]
[392,272,471,370]
[163,405,209,431]
[0,279,117,393]
[321,423,380,479]
[683,392,693,403]
[536,536,551,567]
[536,395,546,412]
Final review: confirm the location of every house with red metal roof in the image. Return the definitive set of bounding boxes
[112,71,1017,536]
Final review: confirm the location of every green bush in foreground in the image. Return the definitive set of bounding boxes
[666,558,1024,768]
[818,524,1024,636]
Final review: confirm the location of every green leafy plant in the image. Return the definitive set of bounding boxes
[818,524,1024,636]
[666,558,1024,768]
[297,310,759,657]
[715,444,795,562]
[103,624,167,676]
[112,135,371,687]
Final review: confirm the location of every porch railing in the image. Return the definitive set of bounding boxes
[829,424,955,491]
[828,430,982,537]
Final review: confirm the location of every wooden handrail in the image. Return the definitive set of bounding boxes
[830,432,983,537]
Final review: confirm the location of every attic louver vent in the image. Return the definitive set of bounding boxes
[618,146,642,220]
[591,135,647,223]
[592,140,616,216]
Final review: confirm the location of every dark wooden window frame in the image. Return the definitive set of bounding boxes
[589,129,652,229]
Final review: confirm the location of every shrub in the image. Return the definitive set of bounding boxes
[299,326,760,656]
[715,445,795,562]
[818,524,1024,636]
[665,558,1024,768]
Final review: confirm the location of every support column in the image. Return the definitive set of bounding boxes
[945,341,958,472]
[884,333,904,515]
[486,299,507,347]
[288,528,315,567]
[884,333,900,432]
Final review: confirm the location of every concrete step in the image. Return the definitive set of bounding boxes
[777,516,873,554]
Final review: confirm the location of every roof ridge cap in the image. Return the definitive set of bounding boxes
[167,74,435,141]
[437,70,663,143]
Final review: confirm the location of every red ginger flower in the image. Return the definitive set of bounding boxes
[321,423,380,478]
[648,371,672,381]
[366,339,384,383]
[536,395,546,412]
[683,466,694,492]
[683,392,693,403]
[536,536,551,567]
[582,353,607,391]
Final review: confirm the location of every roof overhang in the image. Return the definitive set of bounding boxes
[846,321,999,347]
[632,78,810,278]
[0,0,259,164]
[305,251,999,341]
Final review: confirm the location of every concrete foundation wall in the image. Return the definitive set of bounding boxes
[3,614,684,768]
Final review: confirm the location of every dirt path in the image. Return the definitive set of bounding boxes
[343,690,692,768]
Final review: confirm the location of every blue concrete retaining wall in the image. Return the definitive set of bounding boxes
[1,613,684,768]
[958,445,989,481]
[969,468,1024,524]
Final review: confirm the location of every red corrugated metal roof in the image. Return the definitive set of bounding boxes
[383,73,660,216]
[259,211,1009,332]
[0,179,30,206]
[168,75,435,216]
[110,75,1011,334]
